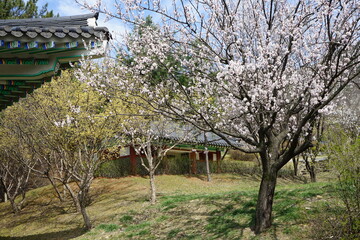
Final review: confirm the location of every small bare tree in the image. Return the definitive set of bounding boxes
[123,115,189,204]
[302,116,325,182]
[0,134,36,213]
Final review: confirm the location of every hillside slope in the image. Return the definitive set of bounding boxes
[0,174,335,239]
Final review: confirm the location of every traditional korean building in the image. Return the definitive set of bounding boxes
[102,131,235,176]
[0,13,110,202]
[0,12,236,180]
[0,12,110,110]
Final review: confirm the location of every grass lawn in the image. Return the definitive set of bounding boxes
[0,172,337,240]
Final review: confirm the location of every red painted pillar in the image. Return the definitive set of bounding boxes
[130,146,137,175]
[190,151,197,174]
[216,150,221,173]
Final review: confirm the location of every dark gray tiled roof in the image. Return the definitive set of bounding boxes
[0,13,110,40]
[0,13,99,27]
[152,122,240,148]
[167,132,241,148]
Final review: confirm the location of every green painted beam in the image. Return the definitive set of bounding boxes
[28,48,63,54]
[12,90,27,94]
[4,94,21,98]
[45,47,86,55]
[175,144,225,151]
[0,90,11,94]
[25,80,43,83]
[0,48,23,53]
[17,85,35,89]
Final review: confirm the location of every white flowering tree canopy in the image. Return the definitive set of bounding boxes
[79,0,359,159]
[76,0,360,233]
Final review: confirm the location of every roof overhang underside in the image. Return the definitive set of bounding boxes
[0,13,110,110]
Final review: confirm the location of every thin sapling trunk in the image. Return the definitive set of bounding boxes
[149,170,156,204]
[204,133,211,182]
[292,156,299,176]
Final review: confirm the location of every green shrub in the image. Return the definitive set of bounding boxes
[97,154,191,177]
[220,160,261,175]
[310,127,360,239]
[228,150,258,162]
[328,136,360,239]
[96,157,132,178]
[157,154,191,175]
[97,153,302,178]
[196,160,218,174]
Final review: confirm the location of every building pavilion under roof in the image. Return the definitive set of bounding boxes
[0,12,110,110]
[0,12,236,179]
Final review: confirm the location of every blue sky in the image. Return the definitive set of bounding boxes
[37,0,126,39]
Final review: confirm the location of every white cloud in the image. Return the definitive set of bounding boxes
[56,0,89,16]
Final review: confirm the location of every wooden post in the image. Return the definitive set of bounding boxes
[205,148,211,182]
[190,150,197,174]
[216,150,221,173]
[130,146,137,175]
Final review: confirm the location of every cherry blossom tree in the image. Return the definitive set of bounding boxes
[0,138,34,214]
[77,0,360,233]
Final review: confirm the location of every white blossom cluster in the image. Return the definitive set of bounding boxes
[54,115,76,128]
[76,0,359,155]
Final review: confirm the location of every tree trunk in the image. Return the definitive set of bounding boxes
[309,168,316,182]
[3,185,21,214]
[292,156,299,176]
[63,185,67,198]
[204,133,211,182]
[77,183,92,230]
[149,170,156,204]
[255,169,278,234]
[17,190,26,210]
[47,174,64,202]
[205,150,211,182]
[305,159,316,182]
[8,197,20,214]
[64,183,81,212]
[79,200,92,230]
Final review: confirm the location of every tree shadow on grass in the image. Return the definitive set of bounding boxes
[161,192,258,239]
[205,199,257,239]
[0,227,85,240]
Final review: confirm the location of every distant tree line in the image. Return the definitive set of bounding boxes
[0,0,54,19]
